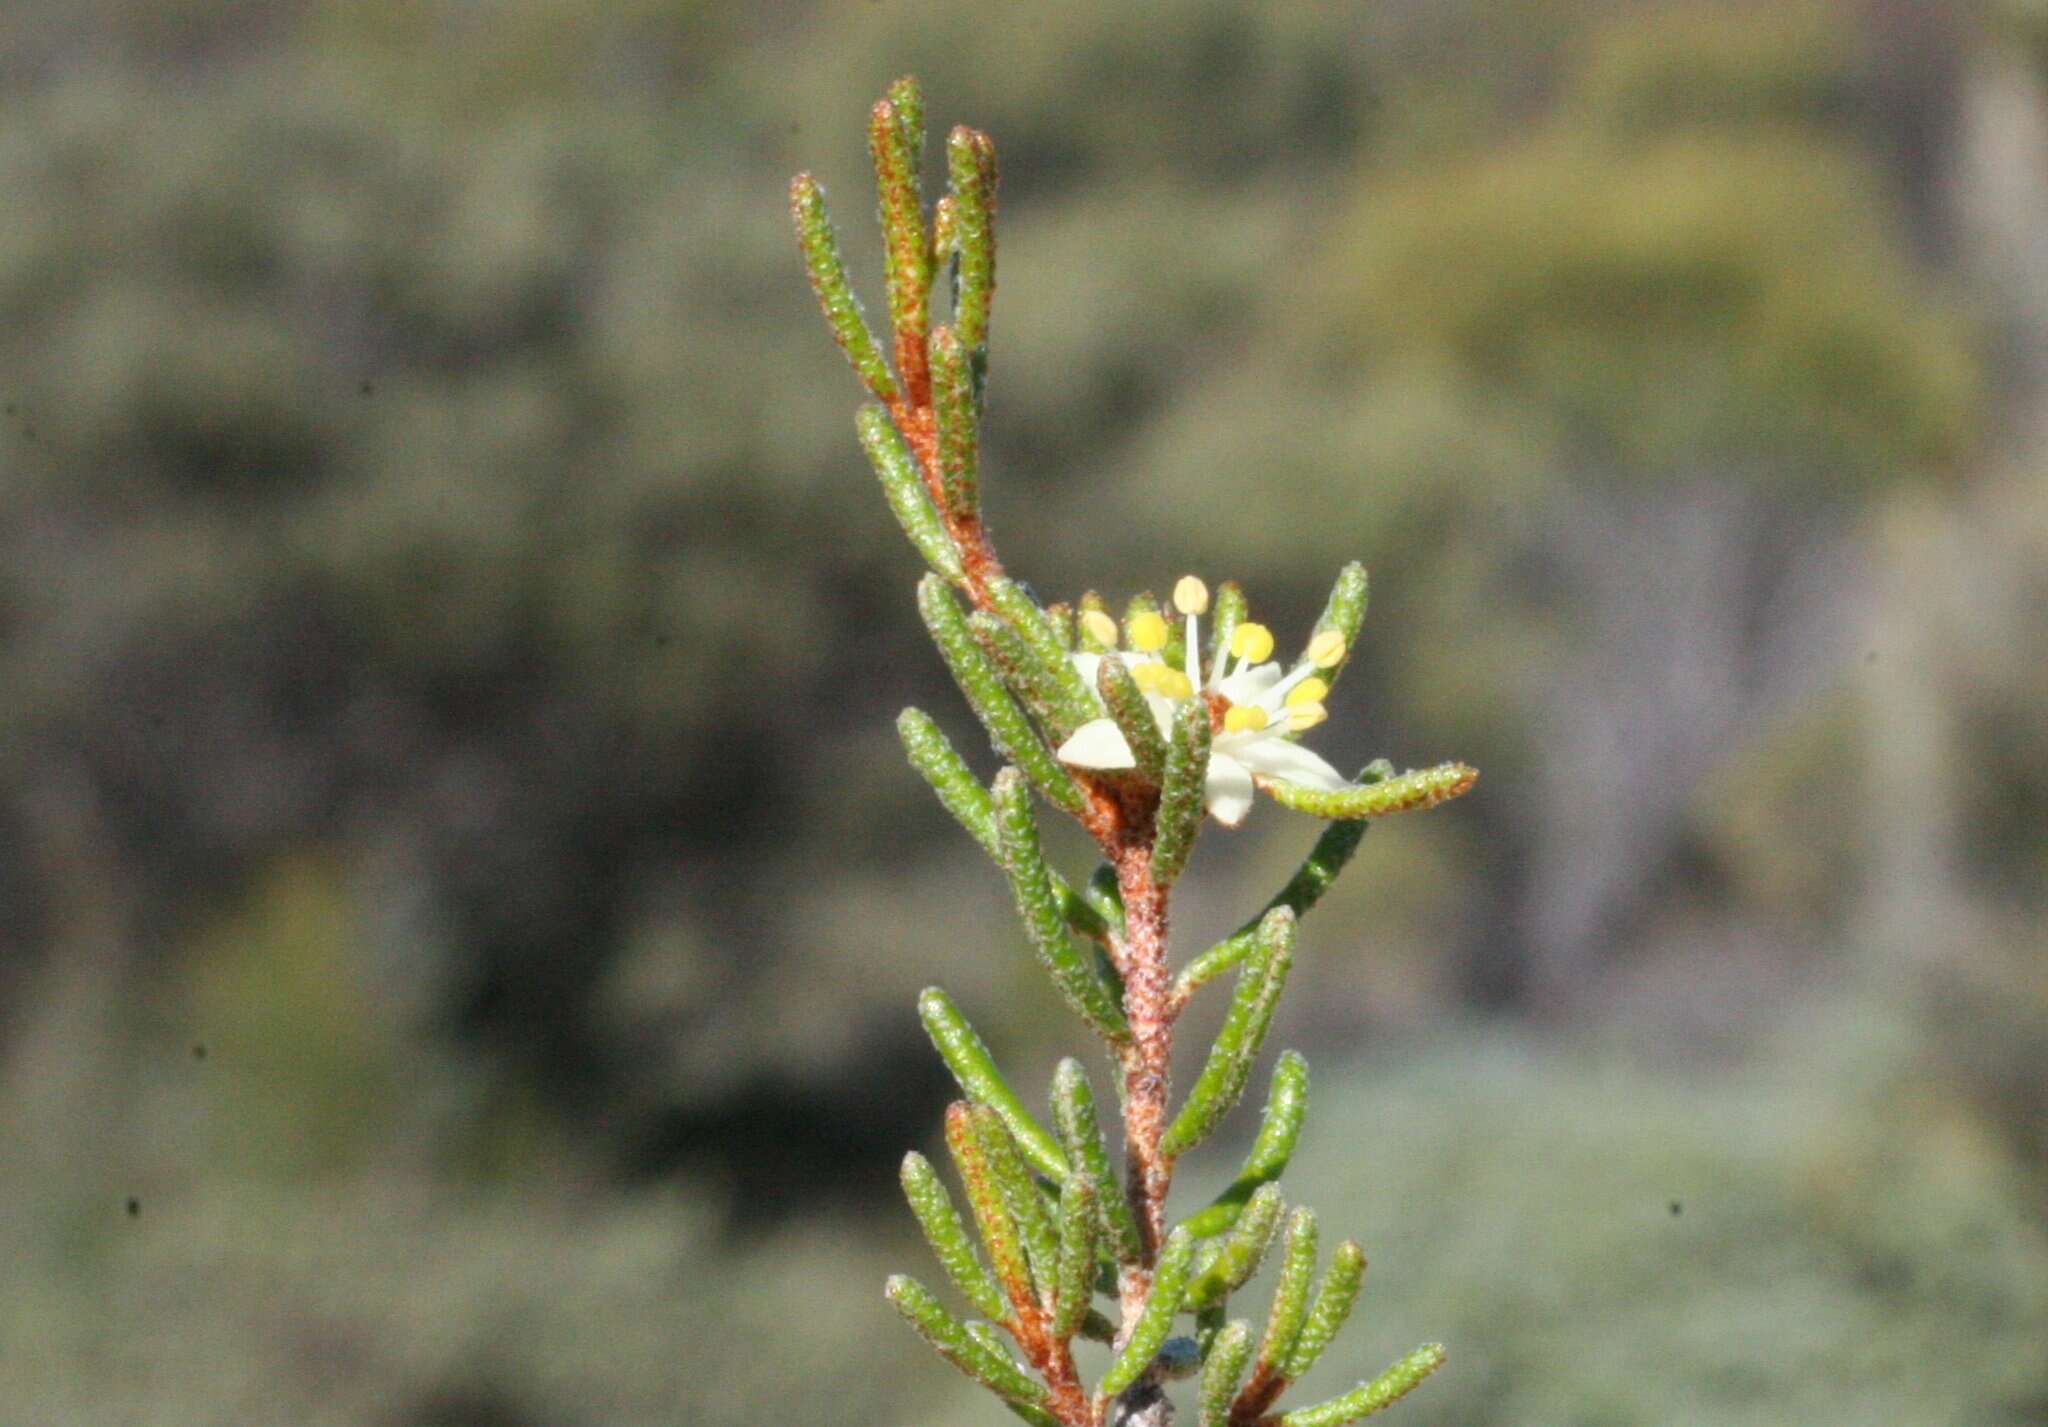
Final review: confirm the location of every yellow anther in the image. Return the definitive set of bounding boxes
[1307,630,1347,667]
[1285,702,1328,733]
[1229,622,1275,664]
[1285,678,1329,709]
[1130,664,1193,699]
[1079,610,1119,648]
[1222,705,1269,734]
[1172,575,1210,616]
[1128,611,1170,652]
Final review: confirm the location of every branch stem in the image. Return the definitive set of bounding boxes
[1108,806,1179,1330]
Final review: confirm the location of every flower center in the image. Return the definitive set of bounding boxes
[1089,574,1347,737]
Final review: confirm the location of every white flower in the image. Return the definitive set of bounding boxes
[1054,577,1358,826]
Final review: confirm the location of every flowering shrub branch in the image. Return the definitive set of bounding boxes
[792,77,1475,1427]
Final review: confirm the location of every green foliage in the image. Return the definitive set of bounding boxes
[1564,1,1856,142]
[184,856,398,1179]
[798,79,1473,1425]
[1312,19,1981,488]
[932,324,983,515]
[8,1012,2037,1425]
[1278,1027,2048,1426]
[3,7,2041,1424]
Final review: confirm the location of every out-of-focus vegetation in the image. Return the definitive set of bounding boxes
[1,2,2041,1423]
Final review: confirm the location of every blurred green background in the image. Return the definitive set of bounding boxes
[2,1,2044,1423]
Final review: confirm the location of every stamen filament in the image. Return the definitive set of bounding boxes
[1266,663,1326,705]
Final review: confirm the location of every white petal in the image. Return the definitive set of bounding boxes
[1056,718,1137,770]
[1068,652,1104,688]
[1216,661,1284,704]
[1232,736,1354,791]
[1204,753,1256,826]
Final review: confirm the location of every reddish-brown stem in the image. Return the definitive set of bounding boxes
[1081,785,1175,1336]
[873,160,1190,1425]
[1228,1364,1289,1426]
[1005,1296,1090,1425]
[889,388,1008,606]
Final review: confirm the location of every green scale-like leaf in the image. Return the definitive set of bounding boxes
[946,125,997,358]
[1082,862,1124,934]
[1185,1181,1286,1308]
[930,193,958,266]
[1051,1059,1142,1264]
[1254,1208,1320,1381]
[789,174,898,402]
[987,575,1098,740]
[1199,1319,1255,1427]
[1176,813,1369,999]
[943,1102,1035,1321]
[885,76,925,180]
[1277,1343,1445,1427]
[1207,581,1247,679]
[1183,1050,1309,1239]
[895,709,1109,941]
[1263,761,1477,820]
[973,1100,1061,1301]
[1305,562,1367,696]
[869,90,929,376]
[964,1325,1063,1427]
[1051,1173,1100,1339]
[1096,653,1169,782]
[858,405,962,584]
[921,989,1067,1182]
[1151,698,1211,886]
[930,325,980,519]
[918,576,1083,814]
[971,611,1088,746]
[1098,1226,1197,1399]
[1043,602,1074,652]
[885,1273,1049,1410]
[1161,907,1295,1159]
[992,769,1131,1043]
[1282,1238,1367,1381]
[901,1150,1007,1321]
